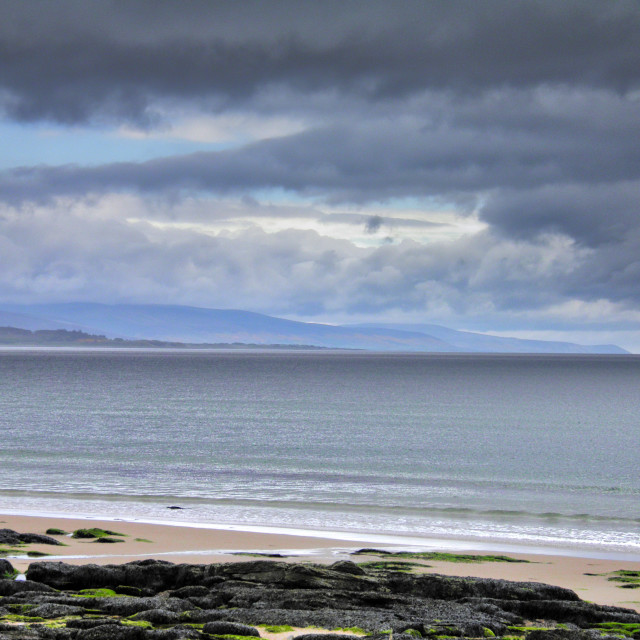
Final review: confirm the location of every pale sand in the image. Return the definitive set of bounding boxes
[2,513,639,614]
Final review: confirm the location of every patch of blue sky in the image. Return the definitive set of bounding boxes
[0,121,236,169]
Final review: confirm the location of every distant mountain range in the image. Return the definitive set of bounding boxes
[0,303,628,354]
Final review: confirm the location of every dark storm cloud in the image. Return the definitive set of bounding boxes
[481,182,640,247]
[365,216,384,234]
[2,101,639,214]
[1,0,639,124]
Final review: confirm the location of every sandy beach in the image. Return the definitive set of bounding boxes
[2,512,639,614]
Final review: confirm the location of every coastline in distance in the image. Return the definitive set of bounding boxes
[0,302,628,354]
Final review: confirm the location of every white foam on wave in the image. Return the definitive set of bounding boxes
[3,500,640,562]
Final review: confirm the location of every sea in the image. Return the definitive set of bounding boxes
[1,349,639,559]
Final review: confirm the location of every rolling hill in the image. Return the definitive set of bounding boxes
[0,303,628,353]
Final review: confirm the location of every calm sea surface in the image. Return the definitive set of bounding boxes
[1,349,639,557]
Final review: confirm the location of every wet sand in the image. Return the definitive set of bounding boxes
[2,513,638,613]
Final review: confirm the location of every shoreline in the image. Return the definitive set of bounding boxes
[4,505,640,562]
[2,512,639,613]
[3,495,639,561]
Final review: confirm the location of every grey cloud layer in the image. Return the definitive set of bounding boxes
[1,0,640,342]
[2,92,639,248]
[4,84,640,194]
[1,1,639,123]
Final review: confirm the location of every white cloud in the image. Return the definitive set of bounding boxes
[0,191,638,351]
[118,113,306,144]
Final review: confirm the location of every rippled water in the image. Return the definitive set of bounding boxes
[1,349,638,556]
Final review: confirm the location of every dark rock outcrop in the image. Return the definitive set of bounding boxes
[0,529,62,546]
[329,561,367,576]
[0,579,56,596]
[1,559,637,640]
[0,560,14,577]
[75,625,147,640]
[526,631,624,640]
[212,560,379,592]
[495,598,640,625]
[385,573,580,602]
[84,595,194,617]
[27,603,86,618]
[293,635,362,640]
[201,621,261,636]
[66,618,121,629]
[147,626,202,640]
[167,585,210,599]
[26,559,207,593]
[130,608,181,625]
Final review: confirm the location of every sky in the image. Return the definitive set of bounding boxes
[1,1,640,351]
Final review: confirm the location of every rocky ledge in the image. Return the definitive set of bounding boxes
[0,559,639,640]
[0,530,62,547]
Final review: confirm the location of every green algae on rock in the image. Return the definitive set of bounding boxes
[352,549,530,563]
[608,571,640,589]
[72,528,126,539]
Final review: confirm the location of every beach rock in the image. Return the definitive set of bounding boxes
[201,621,261,637]
[211,560,288,584]
[527,631,612,640]
[293,635,361,640]
[0,623,78,640]
[28,602,86,618]
[0,592,92,607]
[88,596,193,617]
[130,608,182,624]
[179,609,227,624]
[330,560,367,575]
[168,585,210,599]
[213,560,378,591]
[0,529,29,545]
[10,558,640,640]
[483,598,640,625]
[26,561,106,590]
[217,584,406,612]
[0,578,57,595]
[66,618,122,629]
[0,529,62,546]
[27,559,205,593]
[119,559,206,592]
[180,594,227,611]
[94,536,125,543]
[461,598,523,623]
[147,626,202,640]
[75,624,147,640]
[0,624,42,639]
[385,573,581,602]
[0,560,13,577]
[15,533,63,546]
[29,558,378,594]
[192,603,477,634]
[115,585,152,597]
